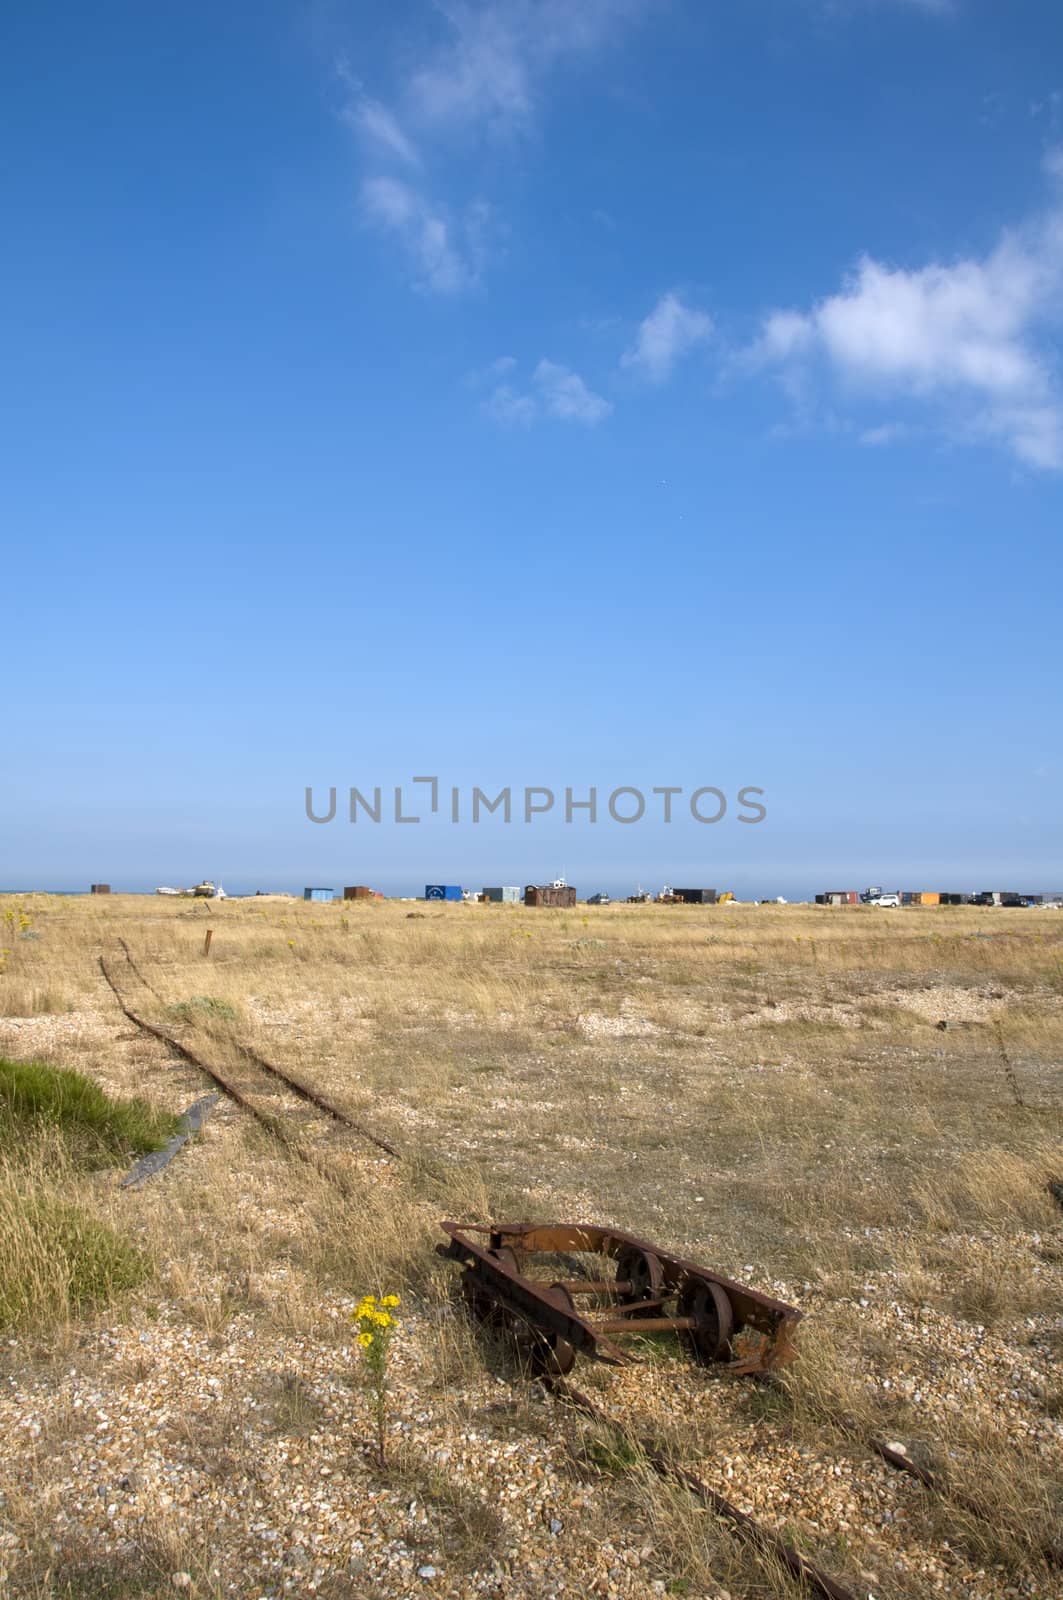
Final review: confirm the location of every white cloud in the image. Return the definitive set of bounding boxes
[483,358,612,425]
[486,383,537,424]
[361,177,481,294]
[349,98,420,166]
[409,0,648,131]
[622,292,713,383]
[859,422,908,446]
[533,359,613,423]
[751,157,1063,468]
[344,3,648,294]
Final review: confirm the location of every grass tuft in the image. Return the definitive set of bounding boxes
[0,1172,150,1329]
[0,1058,167,1331]
[168,994,237,1025]
[0,1056,178,1162]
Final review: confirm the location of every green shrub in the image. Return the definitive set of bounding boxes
[0,1176,149,1329]
[0,1056,179,1162]
[168,995,237,1025]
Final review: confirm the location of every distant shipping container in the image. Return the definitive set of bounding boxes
[425,885,463,902]
[673,888,717,904]
[343,886,373,900]
[303,887,334,902]
[90,884,111,895]
[525,884,578,908]
[823,890,859,906]
[482,886,521,903]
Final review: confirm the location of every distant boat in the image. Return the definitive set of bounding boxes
[156,886,180,896]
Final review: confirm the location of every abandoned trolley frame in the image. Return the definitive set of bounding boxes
[439,1221,802,1377]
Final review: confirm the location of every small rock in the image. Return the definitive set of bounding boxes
[171,1576,192,1592]
[549,1518,563,1534]
[417,1566,439,1580]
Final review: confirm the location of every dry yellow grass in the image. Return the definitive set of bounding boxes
[0,893,1060,1599]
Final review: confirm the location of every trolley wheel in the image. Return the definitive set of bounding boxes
[511,1282,578,1377]
[677,1277,734,1364]
[614,1246,664,1316]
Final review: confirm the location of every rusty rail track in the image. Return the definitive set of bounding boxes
[820,1402,1062,1568]
[112,940,406,1162]
[546,1376,859,1600]
[99,946,423,1192]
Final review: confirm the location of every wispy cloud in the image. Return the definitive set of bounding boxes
[622,292,713,383]
[484,358,612,425]
[534,359,612,423]
[485,383,538,424]
[349,98,420,166]
[859,421,909,446]
[749,151,1063,468]
[362,178,486,295]
[344,2,648,293]
[409,0,649,132]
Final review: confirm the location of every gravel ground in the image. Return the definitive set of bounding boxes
[1,1293,696,1600]
[3,1240,1061,1600]
[2,913,1061,1600]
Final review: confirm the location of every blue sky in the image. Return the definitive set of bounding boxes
[3,0,1061,898]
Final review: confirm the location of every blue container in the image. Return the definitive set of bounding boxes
[304,887,335,902]
[425,884,463,901]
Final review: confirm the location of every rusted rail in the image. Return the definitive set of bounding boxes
[439,1220,801,1375]
[546,1377,858,1600]
[99,954,360,1196]
[785,1393,1063,1569]
[104,942,413,1168]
